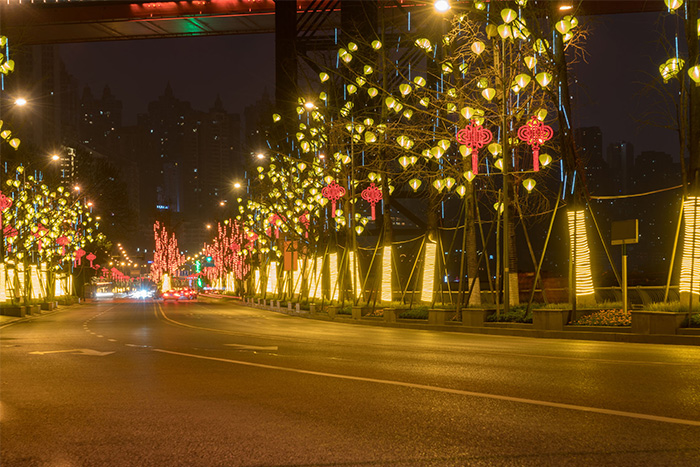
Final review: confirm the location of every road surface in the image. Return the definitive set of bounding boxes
[2,299,699,466]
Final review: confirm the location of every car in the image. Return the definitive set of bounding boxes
[180,288,198,300]
[162,289,181,300]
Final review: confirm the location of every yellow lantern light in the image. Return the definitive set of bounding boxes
[346,84,357,95]
[364,65,374,75]
[372,40,382,50]
[385,96,396,109]
[464,170,475,182]
[459,145,472,158]
[8,138,20,149]
[497,24,512,39]
[413,76,426,87]
[493,202,504,214]
[365,131,377,143]
[409,178,422,191]
[482,88,496,101]
[367,87,378,98]
[501,8,517,23]
[456,185,467,197]
[522,178,536,192]
[539,153,553,167]
[533,38,549,53]
[488,142,502,156]
[688,65,700,85]
[444,177,456,190]
[399,83,412,96]
[524,56,537,69]
[555,19,571,35]
[535,72,552,87]
[319,72,329,82]
[419,97,430,108]
[461,107,474,119]
[494,158,504,171]
[403,109,413,120]
[535,108,548,121]
[515,73,531,88]
[660,57,685,83]
[664,0,683,11]
[399,156,410,168]
[471,41,485,55]
[432,179,446,192]
[347,42,358,52]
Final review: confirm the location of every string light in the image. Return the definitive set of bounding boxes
[381,245,392,302]
[349,251,361,299]
[329,252,339,301]
[680,197,700,296]
[420,241,437,303]
[567,210,595,297]
[266,261,277,295]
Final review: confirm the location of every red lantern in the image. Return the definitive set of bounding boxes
[321,181,346,218]
[517,116,553,172]
[86,253,96,268]
[57,236,70,256]
[75,248,86,266]
[456,120,493,174]
[361,183,383,220]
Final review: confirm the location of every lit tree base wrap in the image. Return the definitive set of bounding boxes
[680,197,700,304]
[567,209,596,307]
[420,241,437,303]
[329,253,339,301]
[381,246,393,302]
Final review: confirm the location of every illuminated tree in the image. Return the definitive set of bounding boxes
[150,221,184,285]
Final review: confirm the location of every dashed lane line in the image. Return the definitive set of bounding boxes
[152,348,700,428]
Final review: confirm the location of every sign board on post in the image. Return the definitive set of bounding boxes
[611,219,638,314]
[611,219,638,245]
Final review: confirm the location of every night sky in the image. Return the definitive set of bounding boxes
[58,11,683,164]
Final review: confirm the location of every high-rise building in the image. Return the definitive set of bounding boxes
[607,141,634,194]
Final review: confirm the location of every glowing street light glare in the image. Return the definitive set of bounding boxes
[559,4,573,10]
[304,101,315,110]
[233,182,241,189]
[73,185,81,192]
[256,153,265,160]
[206,224,212,230]
[434,0,451,12]
[51,154,60,161]
[14,97,27,106]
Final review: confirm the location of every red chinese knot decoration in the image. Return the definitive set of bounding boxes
[456,120,493,175]
[321,181,346,218]
[517,116,553,172]
[86,253,96,268]
[361,183,383,220]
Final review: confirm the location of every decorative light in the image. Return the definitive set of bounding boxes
[463,171,475,182]
[372,40,382,50]
[456,185,467,197]
[501,8,517,23]
[494,158,504,171]
[524,56,537,69]
[361,183,383,220]
[349,251,361,299]
[481,88,496,101]
[267,261,278,294]
[493,202,504,214]
[456,120,493,174]
[381,246,392,302]
[539,153,553,167]
[420,240,437,302]
[469,42,485,56]
[517,115,554,171]
[329,252,339,301]
[688,65,700,85]
[515,73,531,88]
[319,72,329,82]
[664,0,683,12]
[522,178,536,192]
[409,178,422,191]
[567,210,595,297]
[659,57,685,83]
[535,72,552,87]
[680,197,700,296]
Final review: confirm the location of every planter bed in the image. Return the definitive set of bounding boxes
[483,322,533,330]
[565,325,631,333]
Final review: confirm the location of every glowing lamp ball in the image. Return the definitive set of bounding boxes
[689,65,700,85]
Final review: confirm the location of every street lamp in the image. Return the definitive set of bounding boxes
[433,0,451,12]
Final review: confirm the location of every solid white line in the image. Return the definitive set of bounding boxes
[152,348,700,427]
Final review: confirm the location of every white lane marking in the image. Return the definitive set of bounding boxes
[107,339,117,342]
[225,344,278,351]
[29,349,115,356]
[152,348,700,427]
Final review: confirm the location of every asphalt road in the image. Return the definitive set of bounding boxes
[2,299,700,466]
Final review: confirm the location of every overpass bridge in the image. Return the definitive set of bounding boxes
[0,0,663,46]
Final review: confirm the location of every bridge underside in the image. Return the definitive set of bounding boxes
[1,0,662,46]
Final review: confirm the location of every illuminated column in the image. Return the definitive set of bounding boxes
[18,263,25,300]
[567,209,595,306]
[381,245,392,302]
[680,197,700,302]
[55,274,66,297]
[0,263,6,302]
[313,256,323,299]
[349,251,361,300]
[40,263,48,299]
[292,259,301,298]
[266,262,278,295]
[420,241,437,303]
[30,265,42,299]
[329,252,338,301]
[161,273,171,293]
